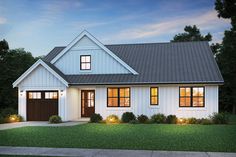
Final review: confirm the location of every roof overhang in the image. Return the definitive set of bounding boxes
[13,59,69,88]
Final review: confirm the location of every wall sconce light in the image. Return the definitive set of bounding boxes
[60,90,64,96]
[20,90,23,96]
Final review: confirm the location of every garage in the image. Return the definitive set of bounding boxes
[26,91,58,121]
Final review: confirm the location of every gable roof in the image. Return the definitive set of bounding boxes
[43,41,224,85]
[13,59,68,88]
[49,30,138,75]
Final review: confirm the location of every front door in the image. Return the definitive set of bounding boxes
[81,90,95,117]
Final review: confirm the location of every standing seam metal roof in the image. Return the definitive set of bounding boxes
[43,41,223,85]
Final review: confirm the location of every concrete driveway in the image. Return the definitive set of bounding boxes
[0,121,87,130]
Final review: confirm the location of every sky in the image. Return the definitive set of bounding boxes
[0,0,231,57]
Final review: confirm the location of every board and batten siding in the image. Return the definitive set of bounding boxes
[95,85,218,119]
[54,36,130,75]
[17,65,67,121]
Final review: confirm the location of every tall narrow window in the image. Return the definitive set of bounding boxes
[107,87,130,107]
[179,87,204,107]
[80,55,91,70]
[150,87,158,105]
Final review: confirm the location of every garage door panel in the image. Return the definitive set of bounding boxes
[27,91,58,121]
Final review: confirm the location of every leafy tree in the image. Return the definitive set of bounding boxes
[171,25,212,42]
[215,0,236,113]
[0,44,36,110]
[0,39,9,60]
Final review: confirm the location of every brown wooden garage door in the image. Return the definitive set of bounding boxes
[27,91,58,121]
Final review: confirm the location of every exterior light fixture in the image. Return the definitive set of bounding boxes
[60,90,64,96]
[20,90,24,96]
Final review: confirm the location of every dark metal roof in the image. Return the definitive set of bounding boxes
[43,41,224,84]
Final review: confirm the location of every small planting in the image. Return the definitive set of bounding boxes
[7,114,23,123]
[151,113,166,123]
[49,115,62,124]
[106,115,119,124]
[121,112,136,123]
[129,119,139,124]
[187,117,198,124]
[200,118,212,125]
[137,114,149,123]
[211,112,229,124]
[177,118,187,124]
[0,107,17,118]
[90,113,103,123]
[166,115,177,124]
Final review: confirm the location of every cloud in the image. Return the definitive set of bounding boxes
[0,17,7,24]
[111,10,230,41]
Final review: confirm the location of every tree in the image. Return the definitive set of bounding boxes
[171,25,212,42]
[0,39,9,60]
[0,46,36,110]
[215,0,236,113]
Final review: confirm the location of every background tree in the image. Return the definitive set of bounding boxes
[215,0,236,113]
[0,40,37,110]
[171,25,212,42]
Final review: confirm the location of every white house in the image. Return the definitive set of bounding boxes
[13,30,223,121]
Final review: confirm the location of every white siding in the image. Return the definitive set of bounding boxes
[54,36,130,75]
[17,65,67,121]
[66,87,80,120]
[95,85,219,119]
[18,65,65,88]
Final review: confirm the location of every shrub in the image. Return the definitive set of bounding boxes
[90,113,103,123]
[200,118,212,125]
[151,113,166,123]
[0,107,17,118]
[49,115,62,124]
[137,114,149,123]
[129,119,139,124]
[0,114,4,124]
[211,112,229,124]
[7,114,23,123]
[166,115,177,124]
[177,118,188,124]
[187,117,198,124]
[121,112,136,123]
[106,115,119,124]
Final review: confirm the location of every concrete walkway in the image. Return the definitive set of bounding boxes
[0,121,87,130]
[0,146,235,157]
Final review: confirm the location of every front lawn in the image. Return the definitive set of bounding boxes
[0,123,236,152]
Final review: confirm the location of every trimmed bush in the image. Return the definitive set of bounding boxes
[129,119,139,124]
[137,114,149,123]
[211,112,229,124]
[90,113,103,123]
[200,118,212,125]
[121,112,136,123]
[187,117,198,124]
[7,114,23,123]
[166,115,177,124]
[106,115,119,124]
[151,113,166,123]
[49,115,62,124]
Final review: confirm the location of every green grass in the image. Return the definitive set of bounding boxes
[0,123,236,152]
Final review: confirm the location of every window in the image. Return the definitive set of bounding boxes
[80,55,91,70]
[107,87,130,107]
[150,87,159,105]
[45,92,58,99]
[179,87,204,107]
[28,92,41,99]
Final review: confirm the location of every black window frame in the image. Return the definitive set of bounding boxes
[150,87,159,106]
[179,86,205,108]
[107,87,130,107]
[80,55,91,70]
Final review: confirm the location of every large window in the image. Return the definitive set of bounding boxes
[150,87,159,105]
[107,87,130,107]
[179,87,204,107]
[80,55,91,70]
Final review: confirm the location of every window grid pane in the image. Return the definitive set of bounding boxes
[150,87,158,105]
[179,87,204,107]
[80,55,91,70]
[107,88,130,107]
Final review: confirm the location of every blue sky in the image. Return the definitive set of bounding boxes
[0,0,231,57]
